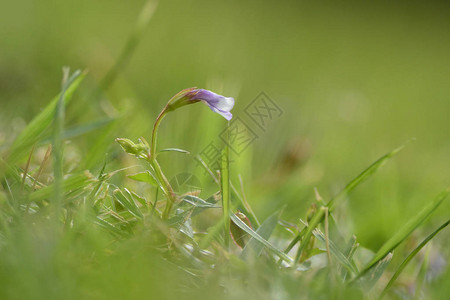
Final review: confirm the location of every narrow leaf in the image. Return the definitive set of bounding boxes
[342,235,359,280]
[230,211,253,248]
[181,195,220,208]
[158,148,190,154]
[230,213,293,264]
[379,220,450,299]
[195,154,260,226]
[167,210,191,226]
[127,171,158,187]
[28,172,94,202]
[83,120,119,169]
[53,68,76,206]
[356,188,449,281]
[39,118,115,144]
[113,188,143,219]
[360,253,393,291]
[313,229,359,275]
[8,71,85,164]
[296,143,408,263]
[241,210,280,259]
[95,216,129,237]
[327,143,407,212]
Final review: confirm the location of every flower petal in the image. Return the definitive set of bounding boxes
[206,104,233,120]
[190,89,235,120]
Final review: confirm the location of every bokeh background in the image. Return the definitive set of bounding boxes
[1,0,449,255]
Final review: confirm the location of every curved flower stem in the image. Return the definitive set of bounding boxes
[148,104,177,220]
[147,87,233,220]
[150,104,168,159]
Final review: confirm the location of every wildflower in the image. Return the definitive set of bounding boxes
[168,88,235,120]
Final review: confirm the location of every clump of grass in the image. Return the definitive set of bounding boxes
[0,69,448,299]
[0,2,448,299]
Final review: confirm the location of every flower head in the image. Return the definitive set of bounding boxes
[168,88,235,120]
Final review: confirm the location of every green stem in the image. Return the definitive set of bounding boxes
[149,104,177,220]
[294,207,325,264]
[221,125,230,249]
[150,159,176,219]
[150,104,168,159]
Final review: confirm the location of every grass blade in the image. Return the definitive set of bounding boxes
[379,219,450,299]
[241,209,281,259]
[313,229,359,275]
[28,172,95,203]
[230,213,293,264]
[195,155,260,227]
[294,207,325,263]
[7,71,85,165]
[327,143,407,212]
[361,253,393,291]
[354,188,449,281]
[295,143,408,264]
[342,235,359,281]
[113,188,143,219]
[53,68,75,206]
[413,245,430,300]
[39,118,115,144]
[221,126,231,249]
[83,120,119,169]
[180,195,220,209]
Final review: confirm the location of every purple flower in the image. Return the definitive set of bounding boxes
[188,89,235,120]
[167,88,235,121]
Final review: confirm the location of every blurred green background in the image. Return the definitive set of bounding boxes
[1,0,449,252]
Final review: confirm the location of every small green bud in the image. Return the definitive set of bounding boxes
[115,138,148,159]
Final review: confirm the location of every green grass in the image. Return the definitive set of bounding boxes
[0,73,448,300]
[1,1,450,299]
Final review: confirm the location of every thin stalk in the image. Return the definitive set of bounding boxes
[150,104,168,159]
[53,68,70,209]
[148,104,177,220]
[294,208,325,264]
[221,124,231,249]
[150,159,176,219]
